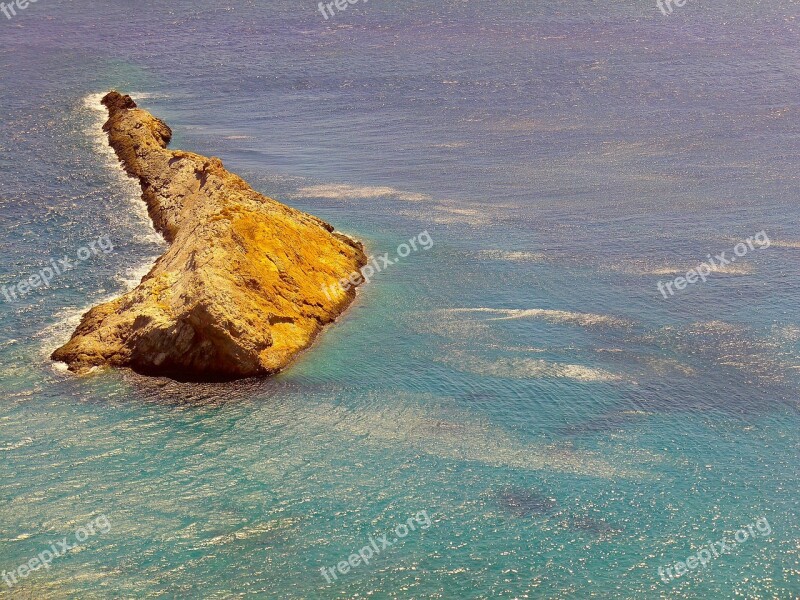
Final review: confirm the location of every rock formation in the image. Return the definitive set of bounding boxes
[52,91,367,380]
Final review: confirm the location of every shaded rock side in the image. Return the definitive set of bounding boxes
[52,91,367,379]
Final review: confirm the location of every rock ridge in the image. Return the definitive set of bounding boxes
[52,91,367,380]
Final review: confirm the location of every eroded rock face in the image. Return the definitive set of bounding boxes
[52,91,367,380]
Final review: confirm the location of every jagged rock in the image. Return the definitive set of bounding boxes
[52,91,367,380]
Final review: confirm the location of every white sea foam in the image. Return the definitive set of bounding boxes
[486,343,548,353]
[0,438,33,452]
[397,205,489,226]
[35,303,97,363]
[294,181,488,226]
[477,249,547,262]
[418,316,494,340]
[494,118,582,133]
[431,142,469,148]
[646,263,755,276]
[83,91,164,109]
[116,258,160,291]
[445,307,631,328]
[195,518,302,548]
[612,257,758,277]
[81,92,166,245]
[293,183,429,202]
[445,354,626,383]
[641,356,697,376]
[37,254,161,363]
[47,96,167,362]
[773,324,800,342]
[643,321,793,383]
[429,206,487,225]
[82,92,109,113]
[82,93,118,164]
[686,320,745,334]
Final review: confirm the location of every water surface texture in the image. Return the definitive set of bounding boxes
[1,1,799,598]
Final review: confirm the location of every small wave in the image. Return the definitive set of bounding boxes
[196,518,302,548]
[486,343,548,353]
[447,354,626,383]
[771,240,800,248]
[133,230,165,245]
[293,183,429,202]
[81,93,118,161]
[684,320,744,334]
[641,356,697,377]
[116,257,160,291]
[642,321,792,385]
[773,324,800,342]
[434,206,481,217]
[646,263,755,276]
[415,316,494,341]
[82,92,110,113]
[35,304,96,360]
[431,142,468,148]
[445,307,631,328]
[430,206,487,225]
[0,438,33,452]
[477,249,547,262]
[398,205,489,226]
[80,92,158,236]
[39,254,159,361]
[494,118,582,133]
[34,289,127,361]
[83,91,165,109]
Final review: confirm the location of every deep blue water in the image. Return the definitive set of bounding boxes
[1,1,799,598]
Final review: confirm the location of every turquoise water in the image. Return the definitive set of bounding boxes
[1,1,799,598]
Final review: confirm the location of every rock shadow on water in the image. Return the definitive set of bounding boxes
[557,409,651,437]
[496,487,558,518]
[556,515,620,538]
[495,487,621,538]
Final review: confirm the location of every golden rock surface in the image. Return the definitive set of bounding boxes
[52,92,366,380]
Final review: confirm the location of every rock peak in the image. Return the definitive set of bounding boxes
[101,90,137,112]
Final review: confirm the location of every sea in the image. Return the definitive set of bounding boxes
[0,0,798,598]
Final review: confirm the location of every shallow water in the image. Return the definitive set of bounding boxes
[1,1,799,598]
